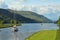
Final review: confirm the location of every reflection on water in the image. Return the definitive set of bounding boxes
[0,23,59,40]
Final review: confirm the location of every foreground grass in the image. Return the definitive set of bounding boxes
[25,30,57,40]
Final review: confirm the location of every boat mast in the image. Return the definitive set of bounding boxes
[13,10,16,25]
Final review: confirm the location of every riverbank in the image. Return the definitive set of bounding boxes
[0,23,21,28]
[25,30,57,40]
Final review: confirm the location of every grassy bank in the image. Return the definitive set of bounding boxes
[0,23,21,28]
[55,30,60,40]
[25,30,57,40]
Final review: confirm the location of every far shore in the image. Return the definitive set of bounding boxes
[0,23,21,28]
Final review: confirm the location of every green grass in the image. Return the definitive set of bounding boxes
[25,30,57,40]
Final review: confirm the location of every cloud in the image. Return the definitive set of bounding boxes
[39,0,48,2]
[0,0,4,3]
[8,1,25,10]
[15,0,26,2]
[27,5,36,11]
[19,0,26,2]
[7,0,60,15]
[0,0,5,8]
[36,5,60,15]
[0,0,4,5]
[20,5,36,11]
[35,5,60,21]
[37,6,49,14]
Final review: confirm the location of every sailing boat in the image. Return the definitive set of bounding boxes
[13,25,18,32]
[12,12,21,32]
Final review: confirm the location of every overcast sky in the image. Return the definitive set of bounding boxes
[0,0,60,21]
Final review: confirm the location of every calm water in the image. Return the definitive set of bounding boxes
[0,23,59,40]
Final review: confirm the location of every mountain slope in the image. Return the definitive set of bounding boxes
[9,10,52,23]
[0,9,52,23]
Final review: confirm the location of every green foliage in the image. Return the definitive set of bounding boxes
[55,30,60,40]
[57,17,60,30]
[10,20,16,25]
[0,20,5,28]
[0,19,21,28]
[0,20,3,26]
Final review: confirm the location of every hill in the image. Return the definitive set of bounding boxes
[0,8,52,23]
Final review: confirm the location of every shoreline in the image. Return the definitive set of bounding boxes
[0,23,21,28]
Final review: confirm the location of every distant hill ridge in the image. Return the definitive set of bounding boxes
[0,8,52,23]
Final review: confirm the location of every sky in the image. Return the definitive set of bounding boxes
[0,0,60,21]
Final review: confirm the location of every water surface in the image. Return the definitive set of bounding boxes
[0,23,59,40]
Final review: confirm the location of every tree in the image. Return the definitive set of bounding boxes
[57,16,60,29]
[0,20,4,27]
[10,20,16,25]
